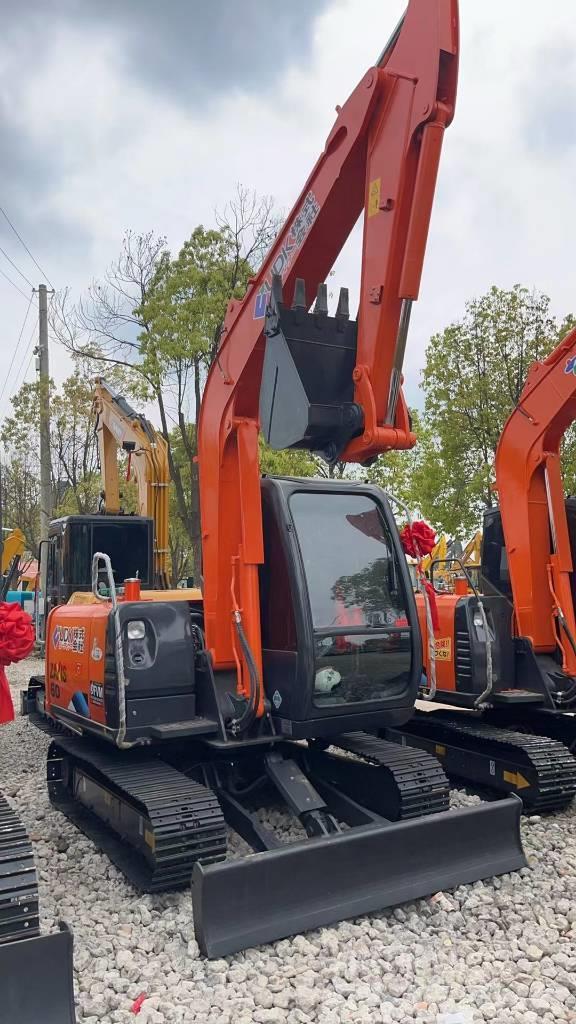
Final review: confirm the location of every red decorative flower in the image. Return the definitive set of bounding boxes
[0,602,35,725]
[399,520,437,558]
[0,602,35,666]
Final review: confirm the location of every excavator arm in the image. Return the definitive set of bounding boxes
[496,326,576,676]
[1,528,25,575]
[198,0,458,702]
[92,378,171,587]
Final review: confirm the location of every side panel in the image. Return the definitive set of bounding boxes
[416,591,459,693]
[45,604,109,727]
[45,599,199,741]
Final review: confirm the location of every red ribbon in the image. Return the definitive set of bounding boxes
[130,993,148,1015]
[0,602,35,725]
[399,521,440,633]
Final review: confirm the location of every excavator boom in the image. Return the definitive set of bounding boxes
[496,326,576,674]
[199,0,459,696]
[93,378,171,587]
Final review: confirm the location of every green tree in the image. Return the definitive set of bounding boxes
[259,438,318,478]
[416,285,575,536]
[365,409,428,512]
[0,359,138,552]
[53,188,280,571]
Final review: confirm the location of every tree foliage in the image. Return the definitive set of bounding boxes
[365,409,429,512]
[416,286,575,536]
[364,287,576,539]
[52,187,280,571]
[0,359,138,553]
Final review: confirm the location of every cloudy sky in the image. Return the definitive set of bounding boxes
[1,0,576,424]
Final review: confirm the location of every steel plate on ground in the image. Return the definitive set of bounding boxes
[0,922,76,1024]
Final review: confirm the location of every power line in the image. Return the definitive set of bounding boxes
[0,245,34,290]
[0,293,33,408]
[0,203,54,290]
[0,264,30,302]
[11,315,39,401]
[22,346,37,384]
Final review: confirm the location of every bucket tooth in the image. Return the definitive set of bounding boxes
[271,273,284,306]
[292,278,307,310]
[313,282,328,316]
[336,287,349,328]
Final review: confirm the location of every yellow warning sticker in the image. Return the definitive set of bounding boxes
[144,829,156,851]
[434,637,452,661]
[503,770,530,790]
[435,744,446,757]
[368,178,381,217]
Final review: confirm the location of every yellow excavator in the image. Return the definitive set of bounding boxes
[421,531,483,593]
[420,534,448,575]
[1,529,27,599]
[92,378,198,600]
[92,378,172,588]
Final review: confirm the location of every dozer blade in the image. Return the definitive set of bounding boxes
[0,923,76,1024]
[192,796,525,957]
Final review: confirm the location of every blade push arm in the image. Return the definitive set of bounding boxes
[496,327,576,675]
[198,0,459,699]
[93,378,170,586]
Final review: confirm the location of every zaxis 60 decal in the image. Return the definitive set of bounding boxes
[254,191,320,319]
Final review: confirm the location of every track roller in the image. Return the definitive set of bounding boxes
[47,737,227,891]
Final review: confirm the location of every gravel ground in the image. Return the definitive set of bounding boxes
[3,657,576,1024]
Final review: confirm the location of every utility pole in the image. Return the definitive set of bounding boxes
[37,283,53,644]
[38,283,52,545]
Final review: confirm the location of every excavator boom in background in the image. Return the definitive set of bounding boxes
[0,528,26,600]
[93,378,172,588]
[25,0,527,958]
[37,379,200,634]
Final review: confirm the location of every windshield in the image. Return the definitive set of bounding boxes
[289,491,412,707]
[289,491,408,630]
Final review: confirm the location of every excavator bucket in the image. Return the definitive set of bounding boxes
[0,924,76,1024]
[192,796,525,957]
[260,276,363,461]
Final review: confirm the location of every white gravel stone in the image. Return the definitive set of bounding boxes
[3,657,576,1024]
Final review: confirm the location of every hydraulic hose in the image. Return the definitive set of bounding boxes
[473,599,494,708]
[228,609,260,736]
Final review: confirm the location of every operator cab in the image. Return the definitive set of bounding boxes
[259,476,422,738]
[45,515,154,614]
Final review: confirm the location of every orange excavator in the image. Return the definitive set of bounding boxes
[389,331,576,810]
[24,0,526,958]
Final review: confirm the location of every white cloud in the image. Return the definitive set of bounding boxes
[1,0,576,422]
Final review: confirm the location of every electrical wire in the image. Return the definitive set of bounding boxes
[0,264,30,302]
[0,244,34,290]
[20,350,36,388]
[0,203,54,289]
[0,294,34,408]
[10,315,39,399]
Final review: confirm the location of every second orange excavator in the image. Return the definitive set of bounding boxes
[389,330,576,810]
